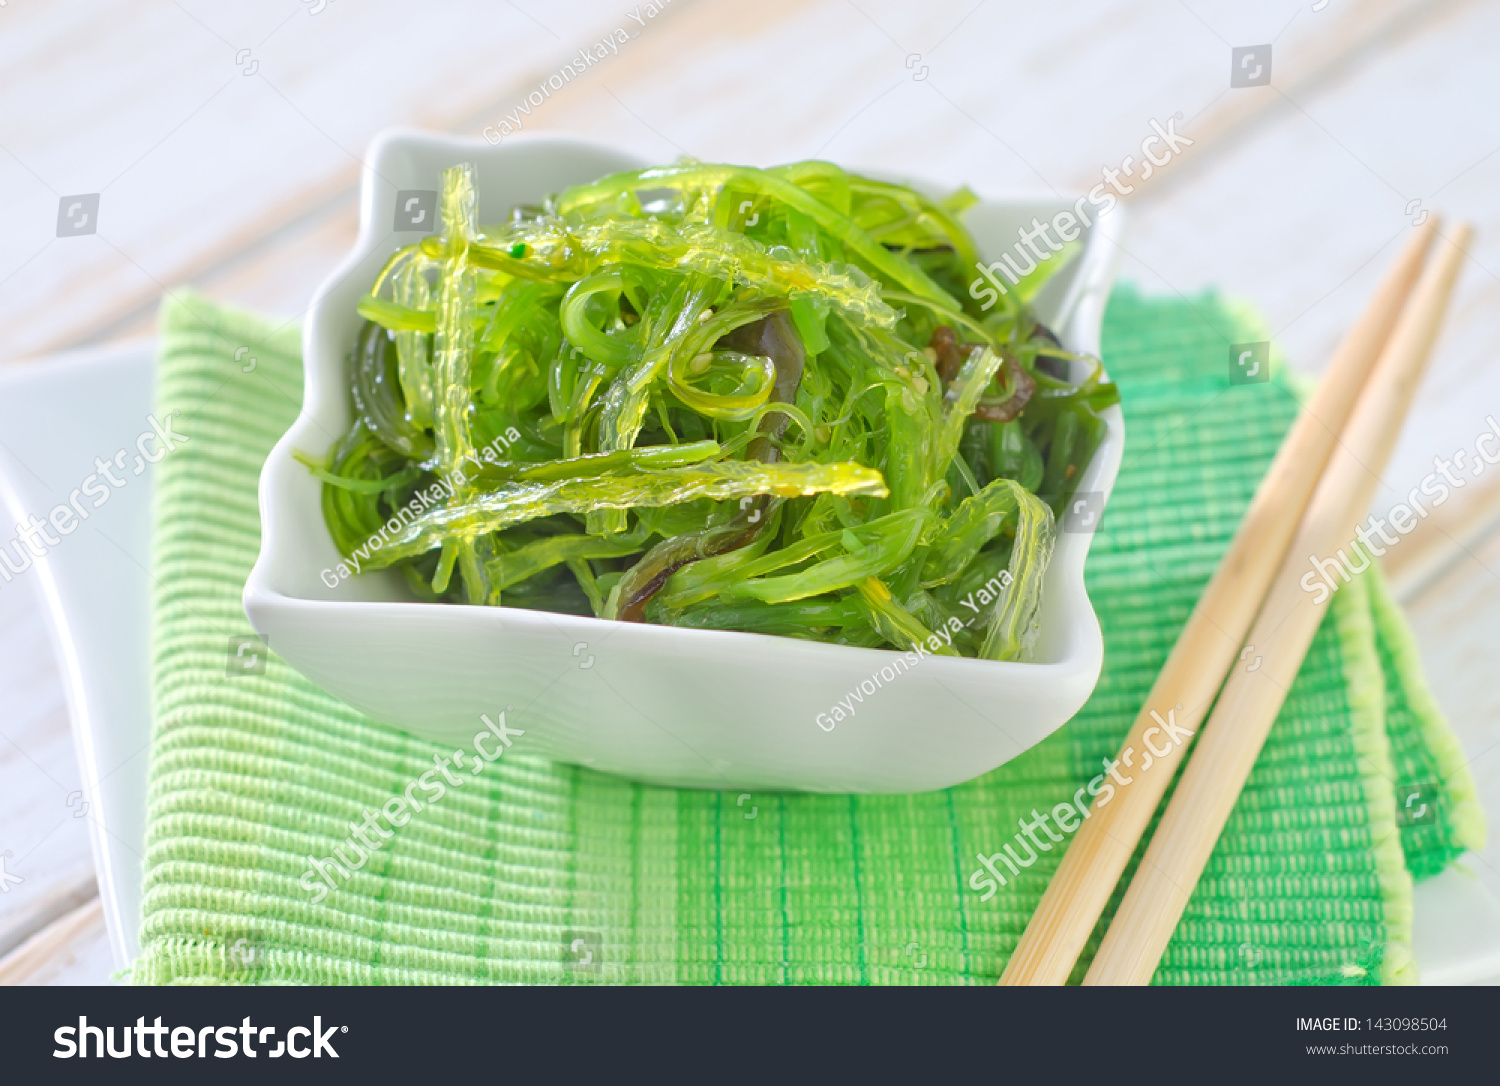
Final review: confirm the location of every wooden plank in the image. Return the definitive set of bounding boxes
[9,0,1433,359]
[0,896,107,986]
[0,0,696,362]
[1107,0,1500,525]
[23,904,116,985]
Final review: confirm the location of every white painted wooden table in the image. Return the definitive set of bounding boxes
[2,0,1498,983]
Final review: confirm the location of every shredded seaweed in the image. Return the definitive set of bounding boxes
[308,159,1118,660]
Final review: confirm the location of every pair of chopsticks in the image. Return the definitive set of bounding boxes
[1000,216,1473,986]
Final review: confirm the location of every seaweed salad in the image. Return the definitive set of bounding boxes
[305,160,1118,661]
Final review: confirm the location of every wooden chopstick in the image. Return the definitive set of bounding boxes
[1084,222,1473,986]
[999,219,1439,986]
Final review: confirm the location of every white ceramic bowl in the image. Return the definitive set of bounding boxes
[244,129,1125,793]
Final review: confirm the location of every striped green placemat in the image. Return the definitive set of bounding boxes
[129,286,1483,985]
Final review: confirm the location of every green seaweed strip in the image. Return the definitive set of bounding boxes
[432,163,494,603]
[394,258,435,430]
[362,460,889,567]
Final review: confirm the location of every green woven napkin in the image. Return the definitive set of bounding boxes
[131,287,1484,985]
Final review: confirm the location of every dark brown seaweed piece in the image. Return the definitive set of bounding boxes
[930,324,1035,422]
[614,311,806,621]
[972,351,1036,422]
